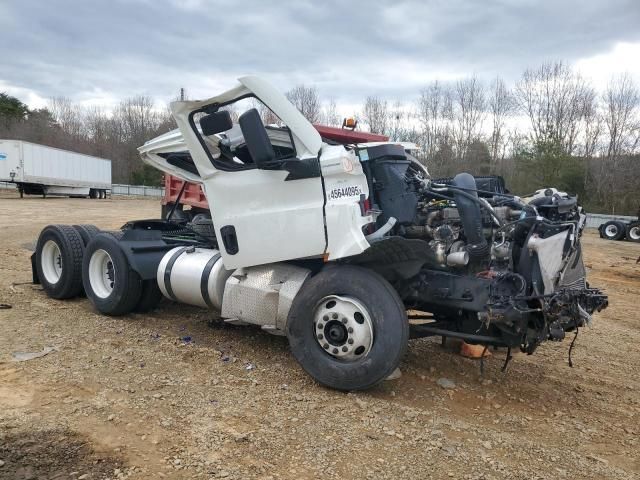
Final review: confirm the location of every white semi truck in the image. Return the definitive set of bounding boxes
[30,77,608,391]
[0,140,111,198]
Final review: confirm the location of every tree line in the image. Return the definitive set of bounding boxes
[285,62,640,215]
[0,93,175,185]
[1,60,638,214]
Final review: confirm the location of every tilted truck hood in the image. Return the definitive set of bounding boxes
[138,127,201,183]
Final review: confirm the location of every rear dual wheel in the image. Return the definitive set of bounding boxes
[287,265,408,391]
[35,225,84,299]
[89,189,107,199]
[627,223,640,243]
[600,221,626,241]
[82,233,162,315]
[72,224,101,247]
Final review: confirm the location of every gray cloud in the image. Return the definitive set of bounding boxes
[1,0,640,107]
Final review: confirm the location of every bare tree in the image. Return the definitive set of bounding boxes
[49,97,84,140]
[515,61,592,154]
[362,96,389,134]
[450,76,486,167]
[604,73,640,159]
[247,98,280,125]
[597,73,640,209]
[488,77,513,170]
[321,98,340,126]
[581,88,602,159]
[385,100,405,141]
[416,81,454,170]
[286,84,321,123]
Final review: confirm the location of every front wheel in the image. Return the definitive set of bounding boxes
[286,265,408,391]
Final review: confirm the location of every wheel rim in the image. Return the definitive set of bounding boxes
[41,240,63,284]
[605,224,618,237]
[313,295,374,361]
[630,226,640,240]
[89,249,116,298]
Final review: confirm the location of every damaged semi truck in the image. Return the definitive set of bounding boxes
[32,77,608,391]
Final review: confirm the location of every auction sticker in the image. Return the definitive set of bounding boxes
[328,185,361,200]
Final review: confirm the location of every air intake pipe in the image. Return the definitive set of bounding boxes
[452,173,489,259]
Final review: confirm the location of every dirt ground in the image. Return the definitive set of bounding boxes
[0,192,638,480]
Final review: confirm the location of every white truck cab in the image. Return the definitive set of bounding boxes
[141,76,374,269]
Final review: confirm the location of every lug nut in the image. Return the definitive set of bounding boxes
[332,348,339,354]
[342,346,348,352]
[317,334,323,340]
[332,313,338,319]
[342,318,348,324]
[348,338,354,344]
[348,327,354,333]
[323,343,329,349]
[323,315,329,321]
[317,323,323,330]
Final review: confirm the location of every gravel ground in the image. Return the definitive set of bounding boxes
[0,192,638,480]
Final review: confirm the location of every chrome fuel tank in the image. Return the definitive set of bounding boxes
[157,247,232,309]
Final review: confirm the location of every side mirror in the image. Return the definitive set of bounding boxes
[200,110,233,136]
[238,108,276,168]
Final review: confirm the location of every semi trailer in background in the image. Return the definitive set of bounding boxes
[0,140,112,198]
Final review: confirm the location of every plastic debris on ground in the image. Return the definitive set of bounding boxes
[436,377,457,389]
[11,346,57,362]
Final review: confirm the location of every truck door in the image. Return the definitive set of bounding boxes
[176,106,326,269]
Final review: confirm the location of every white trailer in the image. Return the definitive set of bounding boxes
[0,140,112,198]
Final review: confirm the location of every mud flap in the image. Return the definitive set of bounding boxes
[31,252,40,284]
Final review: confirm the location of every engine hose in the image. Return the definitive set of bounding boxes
[429,181,526,202]
[452,173,490,258]
[428,185,504,227]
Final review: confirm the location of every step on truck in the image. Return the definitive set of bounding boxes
[0,140,111,198]
[31,76,608,391]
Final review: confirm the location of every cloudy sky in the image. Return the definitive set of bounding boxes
[1,0,640,112]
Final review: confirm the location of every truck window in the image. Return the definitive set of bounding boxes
[191,97,296,172]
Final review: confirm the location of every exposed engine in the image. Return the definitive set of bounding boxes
[353,144,608,355]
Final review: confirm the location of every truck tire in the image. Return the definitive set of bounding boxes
[286,265,409,391]
[35,225,84,299]
[600,221,625,241]
[82,233,143,316]
[72,224,101,247]
[134,280,163,313]
[626,223,640,243]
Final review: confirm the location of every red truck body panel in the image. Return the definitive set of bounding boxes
[163,174,208,209]
[312,125,388,144]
